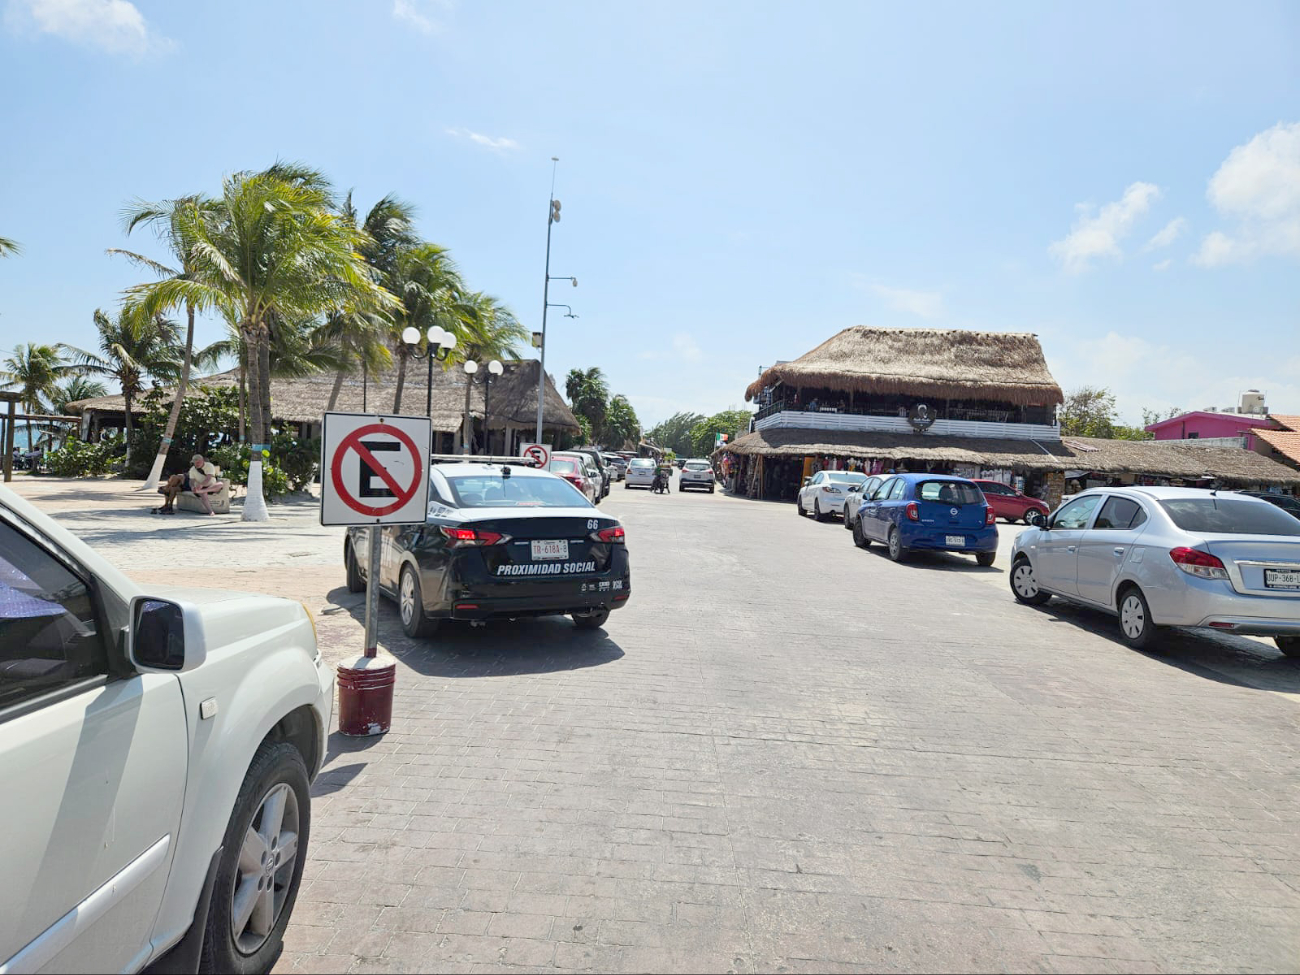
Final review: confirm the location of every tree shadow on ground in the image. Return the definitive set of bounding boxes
[1023,597,1300,695]
[324,585,626,679]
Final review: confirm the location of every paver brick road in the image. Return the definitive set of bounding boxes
[14,476,1300,973]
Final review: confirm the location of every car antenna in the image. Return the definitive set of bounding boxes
[501,465,512,478]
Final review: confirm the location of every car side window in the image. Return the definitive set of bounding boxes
[0,520,109,711]
[982,483,1007,495]
[810,472,823,485]
[1052,495,1102,530]
[1094,497,1145,530]
[888,478,907,501]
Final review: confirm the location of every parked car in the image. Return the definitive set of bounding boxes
[1009,487,1300,654]
[1240,491,1300,519]
[852,473,999,565]
[841,475,884,530]
[0,484,333,974]
[346,461,629,636]
[550,452,599,503]
[797,470,868,521]
[604,455,627,481]
[679,459,716,493]
[567,448,611,499]
[971,479,1051,524]
[625,457,658,489]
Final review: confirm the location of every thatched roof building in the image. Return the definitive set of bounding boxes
[68,360,580,452]
[745,326,1064,407]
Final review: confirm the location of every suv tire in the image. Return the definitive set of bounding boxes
[573,608,610,629]
[202,741,310,975]
[345,542,364,593]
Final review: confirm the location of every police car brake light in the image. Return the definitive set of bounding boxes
[593,526,626,544]
[441,526,511,547]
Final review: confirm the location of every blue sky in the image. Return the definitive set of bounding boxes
[1,0,1297,427]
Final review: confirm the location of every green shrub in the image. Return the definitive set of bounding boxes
[207,443,291,502]
[45,437,120,477]
[272,432,320,491]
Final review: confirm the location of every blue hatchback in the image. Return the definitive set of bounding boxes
[852,473,999,566]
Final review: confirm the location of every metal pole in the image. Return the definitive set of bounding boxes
[3,399,14,483]
[425,352,433,419]
[483,379,491,456]
[536,217,553,443]
[364,525,381,658]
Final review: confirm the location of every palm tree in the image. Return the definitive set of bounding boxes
[60,305,182,471]
[0,236,20,257]
[565,367,610,443]
[126,166,396,520]
[391,242,464,414]
[111,194,222,490]
[0,344,68,456]
[50,376,108,415]
[450,292,528,452]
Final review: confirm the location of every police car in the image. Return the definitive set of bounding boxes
[344,457,631,637]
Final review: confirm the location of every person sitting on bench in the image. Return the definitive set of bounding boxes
[156,454,226,515]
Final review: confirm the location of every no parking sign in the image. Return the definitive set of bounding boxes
[320,412,431,526]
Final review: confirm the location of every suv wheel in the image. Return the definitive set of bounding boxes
[202,741,310,975]
[1117,585,1161,650]
[345,541,364,594]
[1276,636,1300,658]
[400,565,438,639]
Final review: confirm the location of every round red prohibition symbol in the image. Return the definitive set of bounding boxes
[330,423,424,517]
[523,444,549,467]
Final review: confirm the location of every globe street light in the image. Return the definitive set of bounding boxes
[462,359,505,454]
[402,325,457,419]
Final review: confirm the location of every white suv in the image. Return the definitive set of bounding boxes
[0,485,334,974]
[679,460,715,493]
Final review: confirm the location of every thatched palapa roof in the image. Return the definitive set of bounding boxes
[723,429,1300,486]
[66,359,580,433]
[745,327,1065,407]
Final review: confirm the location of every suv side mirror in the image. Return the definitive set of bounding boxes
[129,596,207,672]
[1027,510,1048,529]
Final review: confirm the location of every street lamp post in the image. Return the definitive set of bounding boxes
[401,324,458,421]
[535,158,578,443]
[463,359,504,455]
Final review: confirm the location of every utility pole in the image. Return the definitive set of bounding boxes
[536,158,560,443]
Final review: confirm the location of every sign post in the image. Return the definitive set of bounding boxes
[519,442,552,469]
[321,412,431,737]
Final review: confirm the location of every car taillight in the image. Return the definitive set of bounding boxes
[1169,547,1228,580]
[592,525,626,544]
[986,506,996,525]
[825,486,841,494]
[906,502,919,521]
[440,526,510,548]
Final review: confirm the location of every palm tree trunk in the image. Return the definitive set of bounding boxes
[242,322,269,522]
[258,331,272,449]
[243,325,263,452]
[326,365,346,411]
[142,302,194,491]
[123,390,134,471]
[238,347,247,443]
[393,350,407,414]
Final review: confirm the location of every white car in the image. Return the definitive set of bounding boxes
[1010,486,1300,653]
[679,459,715,493]
[797,470,868,521]
[0,485,334,974]
[625,457,658,489]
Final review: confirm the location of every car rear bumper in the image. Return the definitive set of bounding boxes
[442,586,631,620]
[680,478,714,488]
[901,525,999,552]
[1144,573,1300,629]
[1193,616,1300,636]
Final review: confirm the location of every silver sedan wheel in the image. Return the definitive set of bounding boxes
[231,783,300,954]
[1012,563,1038,599]
[1120,593,1146,640]
[400,569,416,626]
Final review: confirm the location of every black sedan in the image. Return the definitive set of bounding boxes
[345,461,631,638]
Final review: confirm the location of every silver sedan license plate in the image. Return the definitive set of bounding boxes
[945,535,965,546]
[531,539,569,560]
[1264,568,1300,590]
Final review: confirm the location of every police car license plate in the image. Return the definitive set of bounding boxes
[1264,568,1300,589]
[945,535,965,546]
[532,540,569,560]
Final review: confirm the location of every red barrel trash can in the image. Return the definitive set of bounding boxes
[337,652,396,737]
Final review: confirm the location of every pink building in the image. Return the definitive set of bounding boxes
[1145,410,1275,449]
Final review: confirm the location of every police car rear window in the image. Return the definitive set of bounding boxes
[445,475,593,508]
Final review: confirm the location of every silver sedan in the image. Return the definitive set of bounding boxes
[841,475,884,531]
[1009,486,1300,654]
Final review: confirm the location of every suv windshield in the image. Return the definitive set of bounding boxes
[918,481,984,505]
[445,474,592,508]
[1159,498,1300,536]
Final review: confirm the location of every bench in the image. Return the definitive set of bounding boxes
[157,469,232,514]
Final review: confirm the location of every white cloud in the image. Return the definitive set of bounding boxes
[639,332,703,363]
[1192,121,1300,266]
[4,0,168,56]
[1152,258,1172,272]
[869,284,944,319]
[1049,181,1161,273]
[392,0,453,34]
[444,127,519,153]
[1144,217,1187,252]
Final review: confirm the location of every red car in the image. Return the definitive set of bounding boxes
[549,453,598,503]
[972,479,1050,524]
